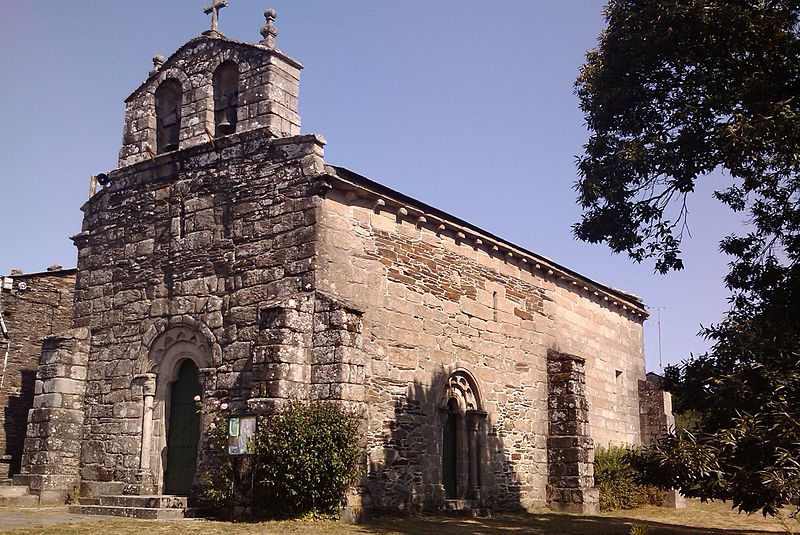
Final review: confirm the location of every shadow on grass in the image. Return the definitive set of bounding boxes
[358,512,781,535]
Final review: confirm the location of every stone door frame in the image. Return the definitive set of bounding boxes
[141,325,212,495]
[437,369,487,504]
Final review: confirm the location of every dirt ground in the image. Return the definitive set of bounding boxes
[0,500,794,534]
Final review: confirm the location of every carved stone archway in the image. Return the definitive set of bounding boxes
[136,325,213,494]
[438,369,487,504]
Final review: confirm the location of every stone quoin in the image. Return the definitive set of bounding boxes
[0,6,674,518]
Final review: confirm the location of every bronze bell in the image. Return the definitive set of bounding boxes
[217,117,235,136]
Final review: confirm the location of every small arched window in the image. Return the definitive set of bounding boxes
[155,79,183,153]
[213,62,239,137]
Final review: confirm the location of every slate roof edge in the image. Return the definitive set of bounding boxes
[3,268,78,278]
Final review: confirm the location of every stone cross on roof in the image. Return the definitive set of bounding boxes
[204,0,228,34]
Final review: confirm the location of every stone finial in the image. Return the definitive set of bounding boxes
[47,264,63,272]
[10,269,22,276]
[260,8,277,49]
[149,55,165,77]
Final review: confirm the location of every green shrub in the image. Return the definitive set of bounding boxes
[253,400,362,519]
[629,524,650,535]
[674,409,702,432]
[197,400,234,508]
[595,445,663,511]
[197,399,361,519]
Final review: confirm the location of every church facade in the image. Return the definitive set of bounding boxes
[4,10,667,516]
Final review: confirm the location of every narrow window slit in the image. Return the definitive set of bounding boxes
[179,199,186,238]
[222,203,232,238]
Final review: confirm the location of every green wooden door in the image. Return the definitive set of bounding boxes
[164,360,201,495]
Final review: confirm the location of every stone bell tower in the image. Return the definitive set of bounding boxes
[118,8,302,168]
[18,6,332,506]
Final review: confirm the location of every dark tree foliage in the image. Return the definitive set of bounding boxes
[576,0,800,516]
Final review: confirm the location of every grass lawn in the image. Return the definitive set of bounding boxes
[0,500,794,534]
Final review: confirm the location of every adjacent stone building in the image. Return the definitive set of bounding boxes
[7,9,672,516]
[0,268,76,480]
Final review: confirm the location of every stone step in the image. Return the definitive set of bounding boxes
[11,474,33,487]
[184,507,216,519]
[0,485,29,498]
[441,507,491,518]
[69,505,185,520]
[470,507,492,518]
[95,495,188,509]
[443,499,490,518]
[0,494,40,507]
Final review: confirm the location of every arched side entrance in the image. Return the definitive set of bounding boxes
[439,370,487,503]
[442,398,459,498]
[142,325,212,495]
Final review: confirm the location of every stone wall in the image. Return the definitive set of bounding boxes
[549,286,645,447]
[638,377,675,446]
[16,327,89,504]
[314,173,647,512]
[0,269,75,479]
[73,129,326,495]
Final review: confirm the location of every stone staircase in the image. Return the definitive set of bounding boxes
[69,495,188,519]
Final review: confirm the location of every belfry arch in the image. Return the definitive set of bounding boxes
[212,61,239,136]
[137,325,212,495]
[438,369,487,503]
[154,78,183,153]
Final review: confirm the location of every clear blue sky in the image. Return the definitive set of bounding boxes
[0,1,742,372]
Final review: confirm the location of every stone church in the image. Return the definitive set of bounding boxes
[0,7,672,518]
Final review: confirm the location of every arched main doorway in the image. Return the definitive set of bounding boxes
[163,359,202,495]
[142,325,212,495]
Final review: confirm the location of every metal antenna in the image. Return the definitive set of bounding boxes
[657,307,663,369]
[646,305,667,370]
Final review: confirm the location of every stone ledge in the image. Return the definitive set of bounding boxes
[68,504,185,520]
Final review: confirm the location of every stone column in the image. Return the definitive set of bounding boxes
[134,373,156,494]
[546,350,599,514]
[198,367,218,400]
[456,414,468,500]
[638,377,684,509]
[637,378,675,446]
[466,410,485,502]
